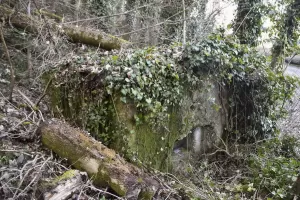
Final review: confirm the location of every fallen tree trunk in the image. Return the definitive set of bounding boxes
[0,5,128,50]
[37,119,164,199]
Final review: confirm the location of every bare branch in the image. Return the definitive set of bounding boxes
[182,0,186,45]
[0,19,15,102]
[61,2,158,25]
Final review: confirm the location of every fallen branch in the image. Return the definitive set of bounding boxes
[35,9,64,23]
[0,4,129,50]
[37,119,171,199]
[35,77,52,106]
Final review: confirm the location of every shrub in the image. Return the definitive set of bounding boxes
[248,136,300,199]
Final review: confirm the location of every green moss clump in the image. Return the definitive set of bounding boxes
[138,188,155,200]
[53,170,77,184]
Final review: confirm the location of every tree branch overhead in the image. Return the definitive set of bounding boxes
[0,5,129,50]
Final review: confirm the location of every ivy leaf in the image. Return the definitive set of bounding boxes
[146,98,152,104]
[137,93,143,100]
[146,60,152,66]
[136,76,141,84]
[131,88,138,96]
[173,73,179,80]
[120,97,127,103]
[121,88,127,95]
[192,46,200,52]
[106,87,112,95]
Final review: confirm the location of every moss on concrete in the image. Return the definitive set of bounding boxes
[45,55,224,172]
[109,96,184,170]
[46,78,184,170]
[45,72,201,171]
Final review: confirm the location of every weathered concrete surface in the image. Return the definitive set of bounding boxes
[47,69,226,171]
[178,80,225,153]
[279,64,300,137]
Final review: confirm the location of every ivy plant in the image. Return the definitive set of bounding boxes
[49,29,297,157]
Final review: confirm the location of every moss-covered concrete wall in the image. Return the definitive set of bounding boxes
[46,72,225,171]
[180,80,225,152]
[45,45,227,171]
[114,97,185,170]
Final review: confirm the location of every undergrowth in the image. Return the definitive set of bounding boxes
[173,135,300,200]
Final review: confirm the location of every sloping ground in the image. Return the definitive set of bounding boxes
[279,64,300,137]
[0,84,127,199]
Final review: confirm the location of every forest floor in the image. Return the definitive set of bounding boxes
[0,81,116,199]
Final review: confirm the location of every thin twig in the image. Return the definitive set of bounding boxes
[233,5,254,37]
[15,155,52,199]
[17,89,35,108]
[110,95,120,123]
[27,0,33,78]
[114,2,192,37]
[35,77,52,106]
[61,2,158,25]
[182,0,186,45]
[87,185,124,200]
[283,52,297,72]
[0,149,33,157]
[12,155,39,199]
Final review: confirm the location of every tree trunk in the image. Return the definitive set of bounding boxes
[0,5,129,50]
[270,0,300,69]
[37,119,162,199]
[233,0,262,46]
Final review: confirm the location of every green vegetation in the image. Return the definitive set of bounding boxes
[1,0,300,199]
[47,29,298,174]
[184,30,298,143]
[248,137,300,199]
[0,156,9,165]
[233,0,263,46]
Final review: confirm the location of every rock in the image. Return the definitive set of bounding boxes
[285,55,300,65]
[8,159,17,167]
[17,154,24,164]
[0,172,10,181]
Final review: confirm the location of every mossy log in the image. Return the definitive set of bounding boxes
[37,119,161,199]
[0,5,128,50]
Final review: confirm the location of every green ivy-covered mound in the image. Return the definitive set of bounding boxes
[47,44,190,170]
[46,30,297,170]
